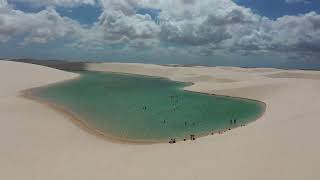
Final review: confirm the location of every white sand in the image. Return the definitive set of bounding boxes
[1,60,320,180]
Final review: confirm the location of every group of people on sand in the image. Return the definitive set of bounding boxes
[210,120,247,136]
[212,129,232,135]
[169,134,196,144]
[169,138,176,144]
[167,119,250,144]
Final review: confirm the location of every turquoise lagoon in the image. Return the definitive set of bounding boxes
[32,71,265,142]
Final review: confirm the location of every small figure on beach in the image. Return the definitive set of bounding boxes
[169,138,176,144]
[190,134,196,141]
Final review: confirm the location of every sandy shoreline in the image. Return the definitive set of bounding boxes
[21,72,266,144]
[20,89,162,145]
[1,60,320,180]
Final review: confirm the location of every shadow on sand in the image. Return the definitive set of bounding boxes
[8,59,87,71]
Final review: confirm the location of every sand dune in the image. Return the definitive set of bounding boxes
[1,60,319,180]
[267,72,320,80]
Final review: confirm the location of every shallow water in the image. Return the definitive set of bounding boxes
[33,71,265,142]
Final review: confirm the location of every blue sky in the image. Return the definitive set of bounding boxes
[57,6,102,25]
[235,0,320,19]
[1,0,320,69]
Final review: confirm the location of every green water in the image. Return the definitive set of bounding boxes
[33,71,265,142]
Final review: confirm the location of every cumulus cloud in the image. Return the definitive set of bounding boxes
[99,10,160,40]
[267,12,320,54]
[92,0,161,50]
[226,12,320,58]
[158,1,259,46]
[0,3,87,43]
[0,0,7,7]
[144,0,320,59]
[1,0,320,61]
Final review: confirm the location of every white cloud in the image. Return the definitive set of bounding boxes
[99,10,160,40]
[63,0,320,59]
[0,0,7,7]
[1,0,320,60]
[227,12,320,57]
[0,5,86,43]
[267,12,320,54]
[158,0,259,46]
